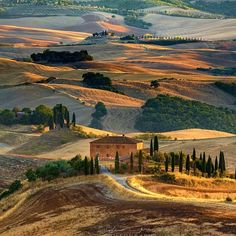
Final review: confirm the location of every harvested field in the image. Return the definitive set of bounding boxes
[129,175,236,200]
[0,177,235,236]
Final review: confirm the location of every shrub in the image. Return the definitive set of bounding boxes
[154,173,176,183]
[8,180,22,193]
[25,169,37,182]
[226,196,233,202]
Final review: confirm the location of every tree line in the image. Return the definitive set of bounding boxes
[112,135,235,179]
[26,155,100,182]
[0,155,100,201]
[0,104,76,130]
[31,49,93,64]
[135,94,236,133]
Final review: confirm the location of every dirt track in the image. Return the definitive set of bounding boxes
[0,183,236,236]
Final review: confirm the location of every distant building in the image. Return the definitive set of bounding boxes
[90,135,144,160]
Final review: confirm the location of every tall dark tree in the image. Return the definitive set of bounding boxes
[154,135,159,152]
[219,151,226,176]
[202,152,206,176]
[130,152,134,174]
[115,151,120,174]
[200,153,202,161]
[150,139,153,157]
[84,156,89,175]
[138,150,143,173]
[215,156,218,175]
[179,151,183,173]
[48,116,54,130]
[95,154,100,174]
[72,112,76,127]
[192,148,196,161]
[90,157,94,175]
[171,154,175,172]
[206,156,213,178]
[186,154,190,174]
[65,109,70,128]
[164,155,169,172]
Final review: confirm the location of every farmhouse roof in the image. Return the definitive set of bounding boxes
[90,135,142,144]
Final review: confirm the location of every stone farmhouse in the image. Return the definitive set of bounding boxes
[90,135,144,160]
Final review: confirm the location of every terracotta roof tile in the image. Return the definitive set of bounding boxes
[90,136,142,144]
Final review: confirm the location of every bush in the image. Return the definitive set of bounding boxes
[36,160,74,181]
[226,196,233,202]
[154,173,176,183]
[25,169,37,182]
[0,180,23,201]
[8,180,22,193]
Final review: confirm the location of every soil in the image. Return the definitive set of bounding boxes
[0,183,236,236]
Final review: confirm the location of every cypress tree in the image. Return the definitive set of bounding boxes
[90,157,94,175]
[95,154,100,174]
[154,136,159,152]
[138,150,143,173]
[72,112,76,127]
[115,151,120,174]
[222,151,226,172]
[179,151,183,173]
[171,155,175,172]
[215,156,218,175]
[200,153,202,161]
[65,109,70,128]
[130,152,134,174]
[206,156,212,178]
[202,152,206,176]
[150,139,153,157]
[164,156,169,172]
[192,148,196,161]
[186,154,190,174]
[219,151,226,176]
[48,116,54,130]
[84,156,89,175]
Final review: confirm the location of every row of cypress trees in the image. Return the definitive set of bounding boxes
[164,148,227,178]
[115,150,143,174]
[84,155,100,175]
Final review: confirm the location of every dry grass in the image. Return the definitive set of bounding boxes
[47,83,144,107]
[161,129,235,140]
[128,174,236,201]
[10,129,81,156]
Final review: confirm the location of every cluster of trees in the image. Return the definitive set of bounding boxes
[124,15,152,29]
[159,149,227,178]
[215,81,236,97]
[82,72,120,93]
[114,150,145,174]
[26,155,100,182]
[0,104,76,130]
[31,49,93,64]
[197,67,236,76]
[191,0,236,17]
[90,102,107,129]
[135,94,236,133]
